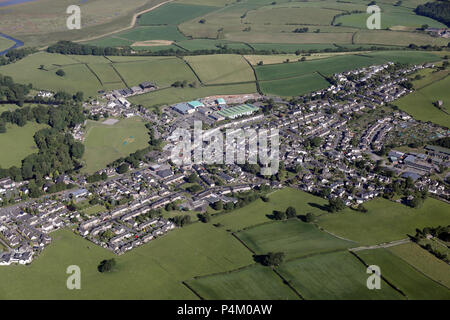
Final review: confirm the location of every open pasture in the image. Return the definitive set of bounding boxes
[356,248,450,299]
[0,221,252,299]
[388,243,450,289]
[212,187,330,232]
[112,57,197,87]
[128,82,258,108]
[317,197,450,245]
[395,75,450,128]
[277,251,404,300]
[259,73,330,97]
[82,118,150,174]
[236,219,355,260]
[0,122,48,168]
[137,2,219,26]
[186,264,299,300]
[184,54,255,85]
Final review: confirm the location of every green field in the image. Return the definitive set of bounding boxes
[277,251,404,300]
[388,243,450,289]
[356,249,450,299]
[0,37,14,52]
[335,4,446,29]
[184,54,255,85]
[236,220,355,260]
[211,187,330,232]
[317,197,450,245]
[259,73,330,97]
[0,222,252,299]
[186,264,300,300]
[0,0,167,47]
[82,118,150,174]
[0,122,48,168]
[113,57,197,88]
[128,83,257,108]
[395,76,450,128]
[255,51,440,81]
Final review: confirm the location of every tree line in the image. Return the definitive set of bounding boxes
[415,1,450,27]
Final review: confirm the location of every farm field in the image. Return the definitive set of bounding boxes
[0,0,167,47]
[255,51,440,81]
[112,57,197,88]
[236,220,354,260]
[128,83,258,108]
[186,264,300,300]
[184,54,255,85]
[82,118,150,174]
[211,187,330,232]
[0,222,253,299]
[137,2,219,26]
[395,76,450,128]
[356,249,450,299]
[335,4,446,29]
[277,251,404,300]
[0,122,48,168]
[0,52,105,97]
[317,197,450,245]
[259,73,330,97]
[0,36,14,52]
[388,243,450,289]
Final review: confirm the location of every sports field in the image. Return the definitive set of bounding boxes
[236,220,355,260]
[277,251,404,300]
[0,222,252,299]
[0,122,48,168]
[395,76,450,128]
[388,243,450,289]
[186,264,300,300]
[82,118,150,174]
[356,249,450,299]
[317,197,450,245]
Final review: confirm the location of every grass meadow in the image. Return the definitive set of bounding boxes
[317,197,450,245]
[236,219,355,259]
[0,222,252,299]
[395,76,450,128]
[388,243,450,289]
[186,264,300,300]
[277,251,404,300]
[0,122,48,168]
[356,249,450,299]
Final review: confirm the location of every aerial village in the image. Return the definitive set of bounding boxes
[1,60,449,266]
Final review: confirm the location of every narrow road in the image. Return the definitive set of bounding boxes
[73,0,174,43]
[349,238,411,252]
